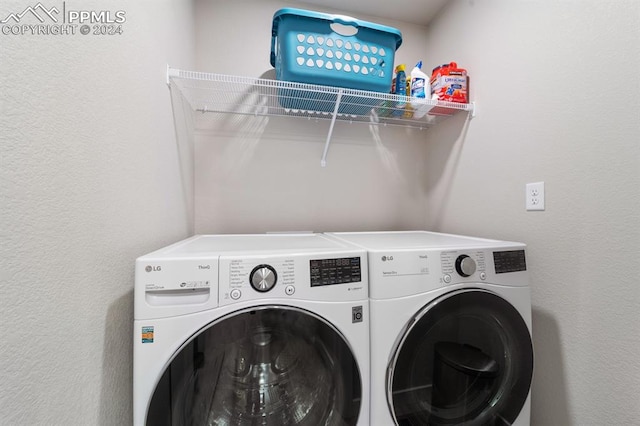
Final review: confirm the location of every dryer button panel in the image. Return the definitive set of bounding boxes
[440,247,528,285]
[493,250,527,274]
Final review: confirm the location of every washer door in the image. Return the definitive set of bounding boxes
[388,289,533,426]
[147,306,361,426]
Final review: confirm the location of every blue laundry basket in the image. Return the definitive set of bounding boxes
[271,8,402,114]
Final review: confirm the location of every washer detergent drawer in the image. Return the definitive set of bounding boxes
[144,288,210,305]
[135,257,218,319]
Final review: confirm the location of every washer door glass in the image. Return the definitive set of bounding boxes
[147,306,361,426]
[389,289,533,426]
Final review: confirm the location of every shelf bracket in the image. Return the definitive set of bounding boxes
[166,65,180,87]
[320,89,344,167]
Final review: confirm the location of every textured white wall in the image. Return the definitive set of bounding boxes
[0,0,194,424]
[192,0,434,233]
[421,1,640,424]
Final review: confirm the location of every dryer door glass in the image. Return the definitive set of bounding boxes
[147,306,361,426]
[388,289,533,426]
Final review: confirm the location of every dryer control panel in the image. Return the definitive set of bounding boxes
[441,251,487,277]
[440,248,528,287]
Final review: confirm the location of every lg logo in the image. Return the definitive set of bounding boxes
[381,255,394,262]
[145,265,161,272]
[352,306,363,323]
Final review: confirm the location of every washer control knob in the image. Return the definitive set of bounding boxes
[250,265,277,292]
[455,255,476,277]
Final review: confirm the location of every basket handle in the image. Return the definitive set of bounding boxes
[331,15,359,36]
[270,28,277,67]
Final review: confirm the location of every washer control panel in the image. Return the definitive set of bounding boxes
[218,253,366,305]
[310,257,362,287]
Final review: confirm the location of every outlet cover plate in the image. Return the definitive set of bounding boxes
[526,182,545,211]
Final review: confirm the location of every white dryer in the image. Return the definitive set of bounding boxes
[133,233,370,426]
[327,231,534,426]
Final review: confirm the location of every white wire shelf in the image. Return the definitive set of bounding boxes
[167,66,475,166]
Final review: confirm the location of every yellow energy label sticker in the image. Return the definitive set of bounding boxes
[141,326,154,343]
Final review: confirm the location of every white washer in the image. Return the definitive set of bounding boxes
[327,231,533,426]
[133,233,370,426]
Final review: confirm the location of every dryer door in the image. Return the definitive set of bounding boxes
[147,306,361,426]
[388,289,533,426]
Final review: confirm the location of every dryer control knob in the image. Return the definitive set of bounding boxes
[250,265,277,292]
[455,255,476,277]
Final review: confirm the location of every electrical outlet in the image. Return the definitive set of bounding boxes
[526,182,545,211]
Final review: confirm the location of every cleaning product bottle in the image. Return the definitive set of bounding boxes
[393,64,407,116]
[410,61,431,119]
[403,77,414,118]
